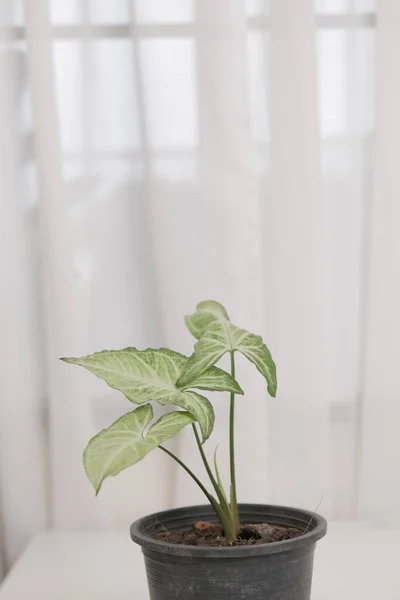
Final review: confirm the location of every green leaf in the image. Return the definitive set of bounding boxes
[177,302,277,397]
[84,404,195,493]
[61,348,240,442]
[185,300,230,339]
[180,366,243,395]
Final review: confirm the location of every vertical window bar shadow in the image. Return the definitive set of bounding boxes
[347,0,376,520]
[127,0,165,342]
[81,0,94,169]
[352,64,376,520]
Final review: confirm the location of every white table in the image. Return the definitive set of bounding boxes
[0,523,399,599]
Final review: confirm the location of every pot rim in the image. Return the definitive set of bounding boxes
[130,503,327,558]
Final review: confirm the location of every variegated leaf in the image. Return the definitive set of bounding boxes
[185,300,230,339]
[62,348,241,442]
[179,365,243,395]
[84,404,195,493]
[177,302,277,397]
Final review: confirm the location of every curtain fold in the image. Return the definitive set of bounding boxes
[0,6,48,567]
[358,0,400,520]
[25,0,108,529]
[265,0,331,511]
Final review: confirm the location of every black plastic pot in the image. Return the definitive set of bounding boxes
[131,503,327,600]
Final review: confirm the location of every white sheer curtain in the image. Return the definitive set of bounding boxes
[2,0,396,578]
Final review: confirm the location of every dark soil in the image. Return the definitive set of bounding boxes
[154,521,303,547]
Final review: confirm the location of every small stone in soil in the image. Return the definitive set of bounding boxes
[194,521,212,531]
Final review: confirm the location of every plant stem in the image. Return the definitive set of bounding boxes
[159,445,212,503]
[158,445,228,530]
[191,424,233,537]
[191,424,221,493]
[229,351,240,535]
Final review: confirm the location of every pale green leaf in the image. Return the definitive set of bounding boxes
[62,348,240,442]
[185,300,230,339]
[84,404,195,493]
[180,365,243,395]
[235,330,277,397]
[178,302,277,397]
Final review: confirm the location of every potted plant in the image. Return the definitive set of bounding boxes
[62,300,326,600]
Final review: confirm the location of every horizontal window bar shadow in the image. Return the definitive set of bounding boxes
[3,13,376,40]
